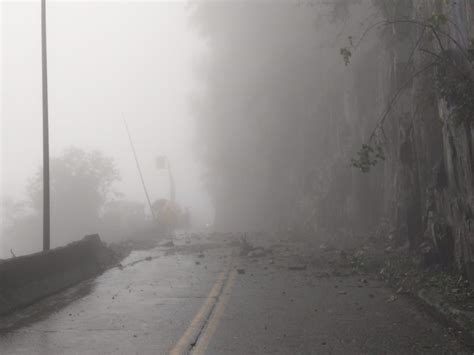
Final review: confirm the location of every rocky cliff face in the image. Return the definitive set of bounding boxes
[192,0,474,279]
[416,0,474,280]
[330,0,474,280]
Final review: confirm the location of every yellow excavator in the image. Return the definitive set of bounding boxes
[152,198,190,234]
[151,156,190,233]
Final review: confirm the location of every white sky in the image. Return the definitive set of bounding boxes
[1,0,213,225]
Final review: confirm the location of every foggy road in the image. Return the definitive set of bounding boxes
[3,1,474,353]
[0,233,469,354]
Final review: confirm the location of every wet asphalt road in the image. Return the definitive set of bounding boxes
[0,232,471,354]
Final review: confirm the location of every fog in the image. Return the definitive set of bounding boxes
[0,0,449,254]
[1,1,473,352]
[190,1,377,233]
[1,1,213,257]
[1,0,380,257]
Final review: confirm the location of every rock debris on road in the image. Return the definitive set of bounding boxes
[0,232,471,354]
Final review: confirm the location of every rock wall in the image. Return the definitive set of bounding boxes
[191,0,474,278]
[335,0,474,280]
[0,234,116,316]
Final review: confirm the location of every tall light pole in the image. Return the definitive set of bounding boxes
[41,0,50,251]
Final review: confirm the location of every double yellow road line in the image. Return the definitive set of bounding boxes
[170,266,238,355]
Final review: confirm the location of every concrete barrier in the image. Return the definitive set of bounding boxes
[0,234,116,316]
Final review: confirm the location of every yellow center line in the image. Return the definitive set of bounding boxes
[169,271,227,355]
[191,268,238,355]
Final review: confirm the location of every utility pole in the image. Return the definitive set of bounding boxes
[41,0,50,251]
